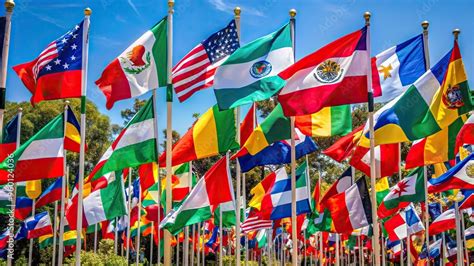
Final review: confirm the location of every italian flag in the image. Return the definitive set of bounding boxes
[160,156,236,235]
[89,97,157,181]
[0,114,64,184]
[213,23,293,110]
[159,105,239,167]
[95,17,167,109]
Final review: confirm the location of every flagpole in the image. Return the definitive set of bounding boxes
[176,236,180,266]
[202,223,205,265]
[150,221,154,265]
[407,234,412,266]
[0,0,14,138]
[335,234,340,266]
[114,218,118,254]
[164,1,174,265]
[191,224,195,266]
[243,173,248,266]
[126,168,132,262]
[152,88,161,264]
[6,107,20,266]
[232,7,243,266]
[52,200,58,266]
[75,8,91,265]
[188,163,194,266]
[197,223,201,266]
[27,199,35,266]
[461,211,469,265]
[219,203,223,266]
[288,8,298,266]
[136,183,142,266]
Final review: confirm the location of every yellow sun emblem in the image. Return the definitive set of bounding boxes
[378,64,393,80]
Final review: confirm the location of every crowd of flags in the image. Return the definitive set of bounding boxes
[0,2,473,265]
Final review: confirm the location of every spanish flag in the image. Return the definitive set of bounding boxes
[65,108,85,153]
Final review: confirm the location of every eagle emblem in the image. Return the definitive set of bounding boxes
[250,60,272,78]
[442,84,464,109]
[119,45,151,75]
[313,60,344,84]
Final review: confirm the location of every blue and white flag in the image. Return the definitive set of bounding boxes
[428,239,443,259]
[373,34,426,103]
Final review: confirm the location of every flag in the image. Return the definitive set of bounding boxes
[257,163,311,220]
[16,211,53,240]
[138,162,158,192]
[63,225,83,246]
[378,167,425,218]
[214,23,293,110]
[428,208,455,236]
[14,196,33,220]
[13,21,85,104]
[359,41,473,148]
[278,27,369,116]
[240,104,256,145]
[327,178,372,234]
[428,238,443,258]
[238,104,290,156]
[171,163,196,203]
[375,177,390,205]
[248,170,275,211]
[455,114,474,155]
[319,167,353,211]
[158,105,238,167]
[95,17,167,109]
[295,105,352,137]
[237,129,317,173]
[427,152,474,193]
[428,203,442,220]
[322,125,364,162]
[465,225,474,250]
[89,97,157,181]
[101,220,115,240]
[256,229,267,248]
[160,156,235,235]
[64,108,85,153]
[0,229,9,251]
[0,113,64,183]
[173,20,239,102]
[384,204,424,241]
[38,233,53,249]
[349,143,399,178]
[241,215,272,233]
[0,115,18,162]
[372,34,427,103]
[459,193,474,210]
[386,239,402,258]
[35,177,62,208]
[405,115,467,169]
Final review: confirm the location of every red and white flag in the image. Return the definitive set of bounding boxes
[455,114,474,155]
[349,143,399,178]
[429,209,455,236]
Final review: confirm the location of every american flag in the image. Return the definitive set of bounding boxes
[172,20,239,102]
[241,215,272,233]
[32,22,83,81]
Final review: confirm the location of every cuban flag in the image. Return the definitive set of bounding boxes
[428,152,474,193]
[13,21,84,105]
[15,211,53,240]
[384,204,424,241]
[372,34,427,103]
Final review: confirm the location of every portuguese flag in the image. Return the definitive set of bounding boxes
[96,17,167,109]
[89,97,157,181]
[159,105,239,167]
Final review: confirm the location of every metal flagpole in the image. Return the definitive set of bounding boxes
[93,223,98,253]
[197,223,201,266]
[219,204,223,266]
[152,90,161,265]
[0,0,15,138]
[288,7,298,266]
[407,234,412,266]
[136,184,142,266]
[163,2,175,265]
[6,107,21,266]
[381,237,386,266]
[114,218,118,254]
[126,168,132,262]
[27,200,36,266]
[232,7,242,266]
[58,166,68,265]
[335,234,340,266]
[202,224,205,265]
[461,211,469,265]
[188,162,194,266]
[176,236,180,266]
[75,7,91,265]
[150,221,154,265]
[184,226,189,266]
[52,200,58,265]
[441,232,446,266]
[243,173,248,266]
[191,224,195,266]
[358,236,363,266]
[363,11,380,266]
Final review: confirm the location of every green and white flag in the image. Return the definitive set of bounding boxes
[213,23,293,110]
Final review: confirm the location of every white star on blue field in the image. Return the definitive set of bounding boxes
[3,0,473,139]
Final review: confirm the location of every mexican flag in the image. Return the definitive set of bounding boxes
[160,156,236,235]
[213,23,293,110]
[0,114,64,184]
[89,97,157,181]
[96,17,167,109]
[378,167,425,219]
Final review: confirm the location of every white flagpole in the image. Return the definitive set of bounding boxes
[135,183,142,266]
[52,200,58,266]
[114,218,118,254]
[233,7,242,266]
[126,168,132,262]
[6,107,21,266]
[191,224,195,266]
[461,211,469,265]
[289,8,298,266]
[0,0,15,138]
[150,221,154,265]
[363,11,380,266]
[202,224,205,265]
[164,2,174,265]
[176,237,180,266]
[219,204,223,266]
[407,234,412,266]
[152,89,161,265]
[93,223,98,253]
[335,234,340,266]
[197,223,201,266]
[75,8,91,265]
[58,165,68,265]
[381,237,386,266]
[27,199,36,266]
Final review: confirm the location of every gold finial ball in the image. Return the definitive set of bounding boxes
[17,107,22,112]
[453,28,461,36]
[363,11,371,22]
[84,7,92,16]
[289,9,297,18]
[5,0,14,11]
[65,100,70,105]
[421,20,429,30]
[234,7,241,16]
[168,0,174,8]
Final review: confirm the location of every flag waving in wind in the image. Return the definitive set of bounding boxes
[13,21,85,104]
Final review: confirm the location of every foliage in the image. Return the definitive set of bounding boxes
[64,239,130,266]
[119,98,147,126]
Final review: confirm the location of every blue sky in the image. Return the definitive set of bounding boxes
[2,0,474,136]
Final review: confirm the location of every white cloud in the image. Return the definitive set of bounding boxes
[207,0,265,17]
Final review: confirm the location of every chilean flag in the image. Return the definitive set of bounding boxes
[35,177,63,208]
[428,152,474,193]
[12,21,84,105]
[15,211,53,240]
[278,27,371,116]
[428,209,456,236]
